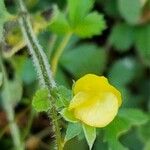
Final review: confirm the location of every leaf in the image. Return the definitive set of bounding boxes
[21,58,37,84]
[32,88,51,112]
[134,24,150,67]
[82,124,96,150]
[104,108,148,150]
[67,0,94,26]
[0,0,12,41]
[118,108,149,125]
[104,116,130,150]
[65,123,82,142]
[118,0,142,24]
[1,76,23,107]
[109,23,134,52]
[108,57,138,87]
[56,86,72,107]
[60,44,107,79]
[61,108,78,123]
[74,12,106,38]
[49,6,70,34]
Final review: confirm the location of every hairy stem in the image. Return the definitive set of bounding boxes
[16,0,62,149]
[51,33,72,75]
[0,53,24,150]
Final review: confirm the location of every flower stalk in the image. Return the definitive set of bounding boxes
[51,33,72,75]
[16,0,63,149]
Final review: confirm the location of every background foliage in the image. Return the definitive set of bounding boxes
[0,0,150,150]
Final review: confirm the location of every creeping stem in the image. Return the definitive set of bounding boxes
[16,0,62,149]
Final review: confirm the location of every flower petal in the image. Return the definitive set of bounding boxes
[73,74,122,106]
[69,92,90,110]
[74,92,119,127]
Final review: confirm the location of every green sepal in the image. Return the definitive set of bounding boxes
[82,123,96,150]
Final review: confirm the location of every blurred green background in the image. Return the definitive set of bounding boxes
[0,0,150,150]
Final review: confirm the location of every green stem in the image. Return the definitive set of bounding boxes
[16,0,62,149]
[51,33,72,75]
[0,53,24,150]
[47,34,57,59]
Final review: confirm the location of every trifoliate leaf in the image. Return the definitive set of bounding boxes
[61,108,78,123]
[60,44,107,79]
[0,0,12,41]
[32,88,51,112]
[109,23,134,52]
[118,0,142,24]
[134,24,150,67]
[82,124,96,150]
[49,7,70,34]
[65,123,82,142]
[74,12,106,38]
[67,0,94,26]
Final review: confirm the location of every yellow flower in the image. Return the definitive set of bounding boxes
[69,74,122,127]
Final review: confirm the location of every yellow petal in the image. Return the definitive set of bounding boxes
[69,92,90,110]
[73,92,119,127]
[73,74,122,106]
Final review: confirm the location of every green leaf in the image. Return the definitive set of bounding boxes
[60,44,107,79]
[134,24,150,66]
[104,116,130,150]
[56,86,72,107]
[49,6,70,34]
[82,124,96,150]
[0,0,12,40]
[21,58,37,84]
[119,108,149,125]
[104,108,148,150]
[61,108,78,123]
[74,12,106,38]
[108,57,138,87]
[118,0,142,24]
[68,0,94,26]
[109,23,134,52]
[65,123,82,142]
[1,76,23,107]
[32,88,51,112]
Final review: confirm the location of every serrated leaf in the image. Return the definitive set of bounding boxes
[82,124,96,150]
[32,89,51,112]
[65,123,82,142]
[134,24,150,66]
[74,12,106,38]
[61,108,78,123]
[109,23,134,52]
[49,7,70,34]
[68,0,94,26]
[60,44,107,79]
[118,0,142,24]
